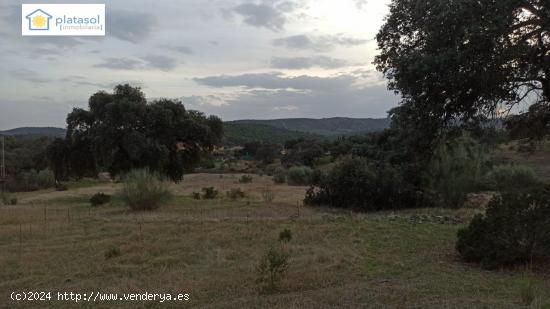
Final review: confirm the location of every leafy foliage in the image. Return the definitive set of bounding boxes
[426,135,489,208]
[238,175,253,184]
[201,187,219,200]
[488,164,540,192]
[376,0,550,140]
[287,166,313,186]
[120,169,172,211]
[305,158,423,211]
[256,247,290,292]
[63,84,223,182]
[456,188,550,269]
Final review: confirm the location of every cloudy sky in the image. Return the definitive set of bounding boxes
[0,0,397,130]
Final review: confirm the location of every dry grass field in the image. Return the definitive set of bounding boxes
[1,174,549,308]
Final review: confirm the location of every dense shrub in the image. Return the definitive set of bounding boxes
[6,169,55,192]
[201,187,219,199]
[287,166,313,186]
[226,188,246,200]
[456,187,550,269]
[55,183,68,191]
[305,158,421,211]
[239,175,253,184]
[272,168,286,184]
[426,135,489,208]
[488,165,540,192]
[90,192,111,206]
[1,193,17,205]
[120,169,172,211]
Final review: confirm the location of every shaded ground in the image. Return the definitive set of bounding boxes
[1,174,549,308]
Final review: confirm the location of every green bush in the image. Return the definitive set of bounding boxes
[456,187,550,269]
[287,166,313,186]
[279,229,292,242]
[488,165,540,192]
[120,169,172,211]
[201,187,219,199]
[226,188,246,200]
[427,135,489,208]
[239,175,253,184]
[7,169,55,192]
[305,158,421,211]
[1,193,17,205]
[272,168,286,184]
[90,192,111,206]
[256,247,290,292]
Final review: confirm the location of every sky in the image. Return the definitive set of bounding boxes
[0,0,397,130]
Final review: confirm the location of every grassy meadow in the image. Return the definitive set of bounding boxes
[1,173,549,308]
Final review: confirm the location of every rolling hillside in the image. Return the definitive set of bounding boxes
[230,117,391,136]
[1,118,391,145]
[0,127,66,137]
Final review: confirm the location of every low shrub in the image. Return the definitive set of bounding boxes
[1,193,17,205]
[256,247,290,292]
[192,192,201,200]
[120,169,172,211]
[272,168,286,184]
[488,164,540,192]
[226,188,246,200]
[456,187,550,269]
[239,175,253,184]
[90,192,111,206]
[305,158,421,211]
[279,229,292,242]
[201,187,219,199]
[7,169,55,192]
[287,166,313,186]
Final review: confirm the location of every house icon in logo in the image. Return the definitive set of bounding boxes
[26,9,52,31]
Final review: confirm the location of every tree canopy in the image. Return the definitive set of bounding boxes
[375,0,550,139]
[61,84,223,182]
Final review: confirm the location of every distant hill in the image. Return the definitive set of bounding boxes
[223,122,323,146]
[0,127,66,137]
[1,117,391,145]
[230,117,391,136]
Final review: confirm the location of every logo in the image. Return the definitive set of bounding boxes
[26,9,52,31]
[22,4,105,36]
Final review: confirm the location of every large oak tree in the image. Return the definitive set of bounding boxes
[61,84,223,182]
[375,0,550,139]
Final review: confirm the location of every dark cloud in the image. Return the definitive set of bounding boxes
[273,34,370,51]
[93,55,177,71]
[107,10,157,43]
[271,56,349,69]
[194,72,356,92]
[232,1,303,31]
[233,3,285,31]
